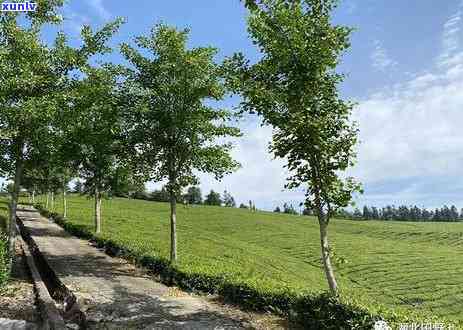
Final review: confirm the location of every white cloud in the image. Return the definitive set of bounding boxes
[353,68,463,183]
[85,0,111,21]
[62,7,91,36]
[370,39,398,72]
[57,1,111,43]
[351,3,463,206]
[196,121,302,209]
[437,1,463,67]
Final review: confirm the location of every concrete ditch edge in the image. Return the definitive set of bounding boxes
[18,234,66,330]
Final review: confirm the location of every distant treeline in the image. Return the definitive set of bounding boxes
[72,181,259,210]
[29,180,463,222]
[339,205,463,222]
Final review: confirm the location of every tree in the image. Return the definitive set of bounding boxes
[274,206,281,213]
[239,203,248,209]
[441,205,451,221]
[283,203,298,215]
[248,200,256,211]
[371,206,379,220]
[184,186,202,205]
[39,146,74,216]
[20,162,47,204]
[204,190,222,206]
[433,208,441,221]
[450,205,459,221]
[121,24,241,262]
[0,3,122,262]
[422,208,431,221]
[107,167,145,198]
[60,63,126,234]
[0,1,64,262]
[21,147,61,208]
[226,0,359,294]
[223,190,236,207]
[362,206,370,220]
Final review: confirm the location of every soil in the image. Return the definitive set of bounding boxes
[0,241,40,324]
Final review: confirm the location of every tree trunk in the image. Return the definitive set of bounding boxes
[46,192,49,208]
[318,216,338,295]
[8,142,24,272]
[63,186,67,218]
[310,164,339,295]
[169,192,177,262]
[51,191,54,211]
[94,186,101,234]
[32,190,35,204]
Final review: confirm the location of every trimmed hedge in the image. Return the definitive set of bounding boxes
[36,205,450,329]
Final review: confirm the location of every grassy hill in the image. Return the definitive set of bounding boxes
[36,194,463,324]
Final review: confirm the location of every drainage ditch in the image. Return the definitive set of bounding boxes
[17,217,87,329]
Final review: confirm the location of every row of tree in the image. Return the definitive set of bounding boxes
[2,0,359,296]
[341,205,463,222]
[109,184,239,208]
[1,1,241,266]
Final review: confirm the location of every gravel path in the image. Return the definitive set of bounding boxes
[17,207,254,329]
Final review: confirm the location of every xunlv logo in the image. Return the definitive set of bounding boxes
[1,2,37,12]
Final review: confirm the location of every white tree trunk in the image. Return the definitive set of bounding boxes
[94,186,101,233]
[46,192,49,208]
[318,217,338,295]
[32,190,35,204]
[311,172,339,295]
[170,192,177,262]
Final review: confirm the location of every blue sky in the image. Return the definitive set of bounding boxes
[41,0,463,211]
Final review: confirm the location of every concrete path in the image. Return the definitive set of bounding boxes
[17,207,250,329]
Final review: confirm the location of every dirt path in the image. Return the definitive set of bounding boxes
[17,206,280,329]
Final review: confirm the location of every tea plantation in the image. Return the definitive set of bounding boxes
[37,195,463,325]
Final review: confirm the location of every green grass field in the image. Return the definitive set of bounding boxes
[38,194,463,324]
